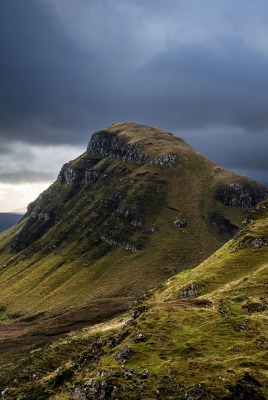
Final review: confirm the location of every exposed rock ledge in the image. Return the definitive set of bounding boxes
[215,182,268,208]
[57,166,78,185]
[88,130,179,167]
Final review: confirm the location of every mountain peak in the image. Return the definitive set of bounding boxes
[93,121,174,140]
[0,122,267,321]
[0,122,268,398]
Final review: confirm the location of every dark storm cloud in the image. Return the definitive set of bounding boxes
[1,0,268,141]
[184,127,268,171]
[0,0,268,185]
[130,38,268,133]
[0,0,101,145]
[0,170,54,183]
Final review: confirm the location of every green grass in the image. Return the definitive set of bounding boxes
[0,200,267,398]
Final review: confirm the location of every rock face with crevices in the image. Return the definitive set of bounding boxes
[88,128,179,167]
[88,130,150,165]
[215,182,268,208]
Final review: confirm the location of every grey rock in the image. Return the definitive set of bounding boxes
[130,218,144,228]
[215,182,268,208]
[132,332,147,343]
[69,379,118,400]
[88,130,179,168]
[90,211,100,219]
[152,154,179,168]
[114,346,134,363]
[85,169,110,184]
[100,233,138,252]
[100,234,119,247]
[124,369,135,380]
[30,211,50,221]
[57,166,77,185]
[113,204,134,219]
[88,130,149,165]
[174,219,187,228]
[180,283,199,299]
[126,306,147,324]
[251,237,268,249]
[147,226,158,233]
[1,388,9,398]
[140,369,150,379]
[124,243,138,252]
[111,191,124,200]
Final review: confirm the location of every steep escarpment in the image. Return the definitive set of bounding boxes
[0,122,267,321]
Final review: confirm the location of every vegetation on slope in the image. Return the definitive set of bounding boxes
[0,122,266,321]
[0,200,267,399]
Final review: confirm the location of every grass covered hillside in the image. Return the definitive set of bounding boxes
[1,200,267,399]
[0,122,267,322]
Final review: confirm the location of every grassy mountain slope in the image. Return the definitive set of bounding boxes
[1,200,267,399]
[0,122,267,322]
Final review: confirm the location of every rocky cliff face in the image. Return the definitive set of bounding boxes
[215,182,268,208]
[88,129,179,167]
[88,130,149,165]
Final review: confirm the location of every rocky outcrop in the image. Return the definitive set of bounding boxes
[180,283,199,299]
[88,130,149,165]
[85,169,111,184]
[174,218,187,228]
[100,234,139,252]
[251,237,268,249]
[88,130,179,168]
[69,379,119,400]
[152,154,178,167]
[30,210,50,221]
[215,183,268,208]
[114,345,134,363]
[57,166,78,185]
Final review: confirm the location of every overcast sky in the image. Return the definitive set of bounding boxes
[0,0,268,211]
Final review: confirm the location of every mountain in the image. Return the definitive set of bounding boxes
[0,200,267,399]
[0,122,267,324]
[0,213,22,233]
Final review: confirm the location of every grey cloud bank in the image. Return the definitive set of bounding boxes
[0,0,268,188]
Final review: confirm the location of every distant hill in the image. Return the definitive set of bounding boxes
[0,213,22,233]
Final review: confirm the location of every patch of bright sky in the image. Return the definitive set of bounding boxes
[0,182,50,212]
[0,143,83,212]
